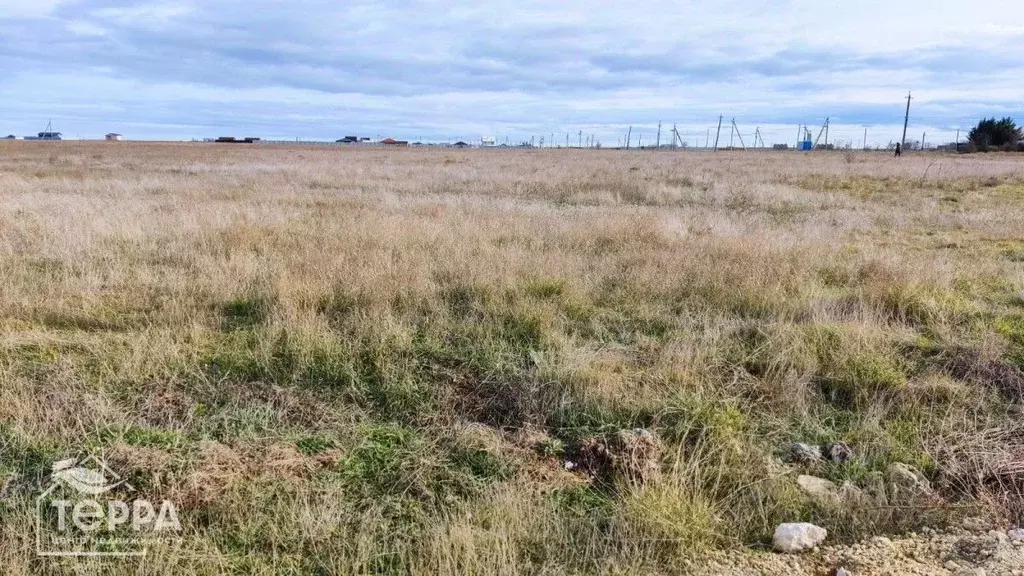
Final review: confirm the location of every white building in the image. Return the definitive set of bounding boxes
[105,133,123,141]
[480,136,496,147]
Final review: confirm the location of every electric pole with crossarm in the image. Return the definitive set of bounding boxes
[901,92,912,149]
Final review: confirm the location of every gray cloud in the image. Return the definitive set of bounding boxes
[0,0,1022,142]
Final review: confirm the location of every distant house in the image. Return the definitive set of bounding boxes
[381,138,409,147]
[337,136,360,143]
[4,135,16,139]
[454,141,470,148]
[480,137,496,147]
[105,133,123,141]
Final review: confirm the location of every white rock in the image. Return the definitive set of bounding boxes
[961,516,988,532]
[797,474,837,499]
[838,481,866,504]
[1008,528,1024,544]
[887,462,931,492]
[773,522,827,553]
[834,568,853,576]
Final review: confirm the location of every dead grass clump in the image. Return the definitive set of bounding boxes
[180,440,247,508]
[574,428,663,486]
[927,427,1024,525]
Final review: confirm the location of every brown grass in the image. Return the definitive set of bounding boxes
[2,142,1024,574]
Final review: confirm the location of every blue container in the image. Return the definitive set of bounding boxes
[798,140,813,151]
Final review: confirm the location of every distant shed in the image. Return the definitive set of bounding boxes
[105,133,123,141]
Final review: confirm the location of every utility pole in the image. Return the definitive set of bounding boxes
[566,133,569,148]
[578,130,582,148]
[955,128,960,151]
[863,128,867,150]
[901,91,912,149]
[713,115,723,151]
[922,131,926,151]
[814,118,830,148]
[625,126,632,150]
[656,122,662,148]
[731,119,747,150]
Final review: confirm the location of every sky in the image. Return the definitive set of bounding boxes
[1,0,1023,146]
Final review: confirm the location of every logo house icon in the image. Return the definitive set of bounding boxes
[51,457,129,496]
[36,453,181,557]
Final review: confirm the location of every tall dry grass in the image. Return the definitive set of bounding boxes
[2,142,1024,574]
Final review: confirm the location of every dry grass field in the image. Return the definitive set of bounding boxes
[2,142,1024,574]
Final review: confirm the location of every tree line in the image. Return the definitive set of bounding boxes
[968,117,1023,152]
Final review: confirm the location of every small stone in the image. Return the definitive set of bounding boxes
[961,517,988,532]
[945,560,960,571]
[887,462,931,492]
[836,481,868,505]
[797,474,838,500]
[773,522,828,553]
[834,568,852,576]
[871,536,893,547]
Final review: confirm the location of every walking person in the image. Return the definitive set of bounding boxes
[894,142,902,157]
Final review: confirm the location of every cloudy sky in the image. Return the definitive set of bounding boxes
[1,0,1022,146]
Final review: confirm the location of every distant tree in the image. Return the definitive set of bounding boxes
[968,117,1022,149]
